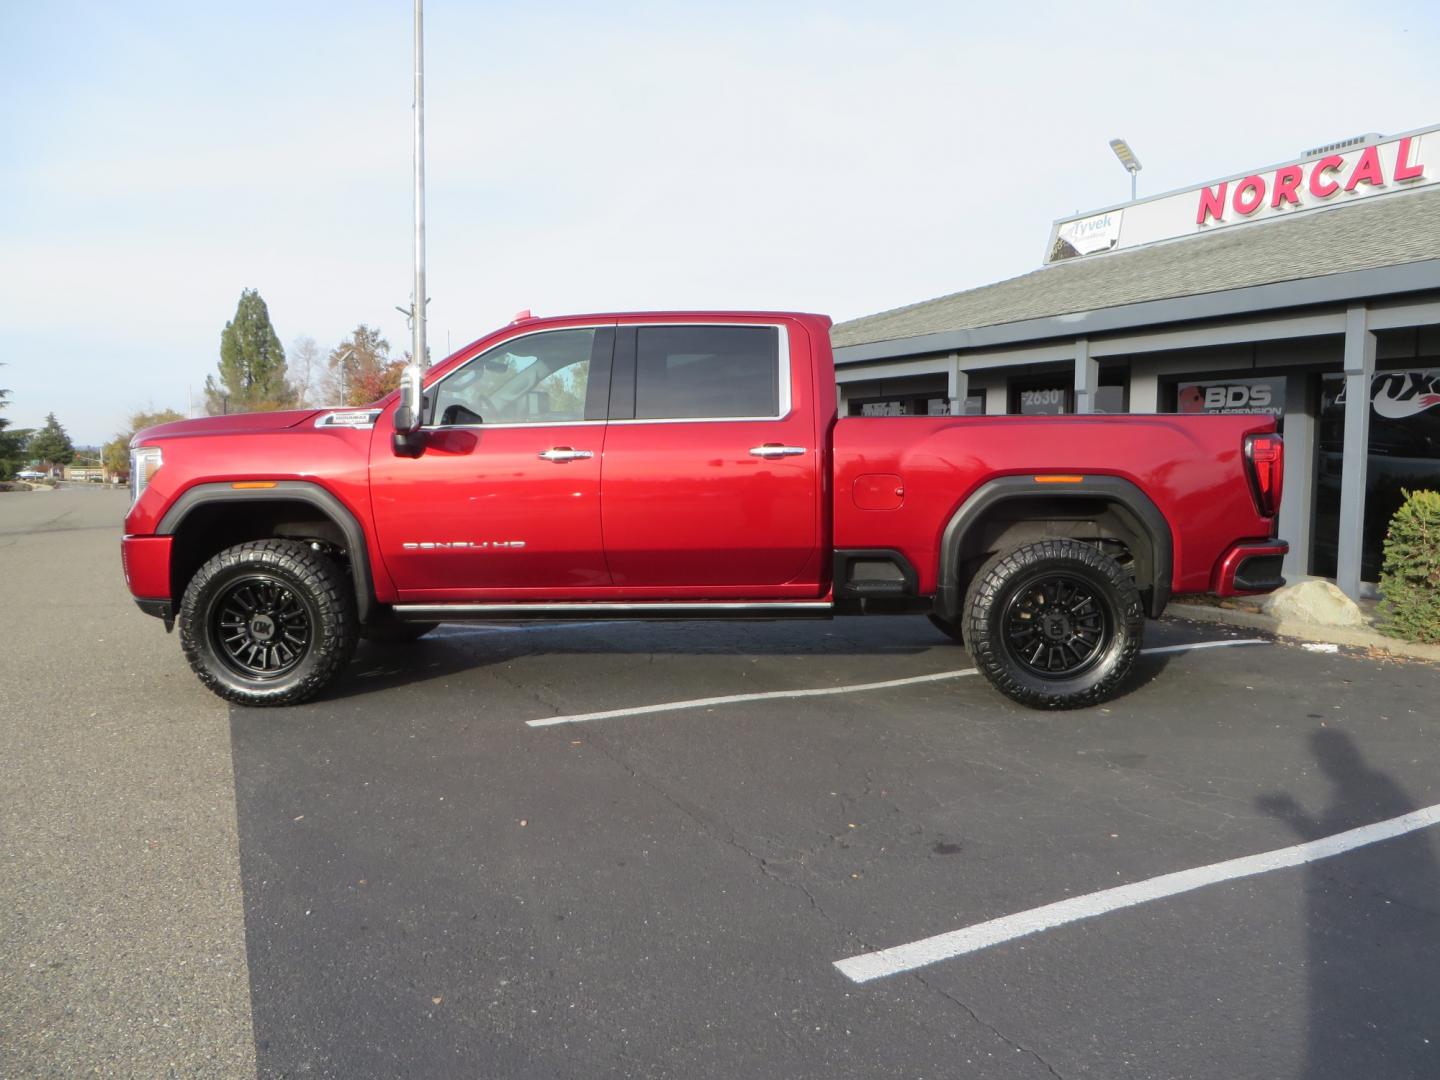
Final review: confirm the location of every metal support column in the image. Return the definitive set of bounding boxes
[1336,305,1375,600]
[1128,368,1159,413]
[1278,374,1315,581]
[986,376,1009,415]
[1074,338,1098,414]
[947,353,969,416]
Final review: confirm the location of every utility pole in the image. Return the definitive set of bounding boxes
[412,0,428,370]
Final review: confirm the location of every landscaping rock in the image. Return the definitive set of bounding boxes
[1262,579,1364,627]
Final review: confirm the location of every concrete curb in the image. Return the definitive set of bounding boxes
[1166,602,1440,662]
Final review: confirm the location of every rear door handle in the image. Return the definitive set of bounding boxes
[749,444,807,458]
[538,447,594,463]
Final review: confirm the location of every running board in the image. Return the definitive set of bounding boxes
[393,601,834,622]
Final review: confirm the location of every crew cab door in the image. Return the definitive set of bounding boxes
[599,322,822,594]
[370,326,614,596]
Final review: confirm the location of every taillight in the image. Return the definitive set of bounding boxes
[1244,433,1283,517]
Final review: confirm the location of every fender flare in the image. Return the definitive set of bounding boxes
[935,475,1173,620]
[155,480,377,622]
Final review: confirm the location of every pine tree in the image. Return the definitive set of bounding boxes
[27,412,75,467]
[203,289,296,414]
[0,370,22,479]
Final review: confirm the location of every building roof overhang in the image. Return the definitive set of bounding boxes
[834,257,1440,366]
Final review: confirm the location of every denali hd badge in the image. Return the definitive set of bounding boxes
[402,541,527,550]
[314,410,382,429]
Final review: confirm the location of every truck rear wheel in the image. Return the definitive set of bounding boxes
[179,539,358,707]
[964,539,1142,709]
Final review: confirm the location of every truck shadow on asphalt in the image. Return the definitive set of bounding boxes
[310,619,1178,707]
[1257,729,1440,1080]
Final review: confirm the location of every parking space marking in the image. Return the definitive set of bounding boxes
[1138,637,1269,656]
[525,668,981,727]
[524,638,1269,727]
[835,800,1440,984]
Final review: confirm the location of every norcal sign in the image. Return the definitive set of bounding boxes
[1045,125,1438,264]
[1194,136,1424,226]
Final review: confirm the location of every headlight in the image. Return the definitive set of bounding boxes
[130,446,163,504]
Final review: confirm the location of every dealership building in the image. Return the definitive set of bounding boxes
[832,124,1440,600]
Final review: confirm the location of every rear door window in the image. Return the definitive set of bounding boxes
[632,326,781,420]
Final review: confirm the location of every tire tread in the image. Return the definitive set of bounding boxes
[179,539,357,707]
[965,539,1143,709]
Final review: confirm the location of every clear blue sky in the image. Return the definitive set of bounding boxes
[3,1,1438,444]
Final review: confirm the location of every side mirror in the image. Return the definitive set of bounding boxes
[392,363,426,456]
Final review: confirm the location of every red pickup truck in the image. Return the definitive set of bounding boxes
[122,311,1287,710]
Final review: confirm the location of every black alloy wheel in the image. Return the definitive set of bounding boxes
[210,575,313,679]
[179,539,358,707]
[965,538,1143,709]
[1001,572,1108,678]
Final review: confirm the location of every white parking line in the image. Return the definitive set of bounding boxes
[1138,638,1269,656]
[835,800,1440,983]
[525,668,981,727]
[524,638,1269,728]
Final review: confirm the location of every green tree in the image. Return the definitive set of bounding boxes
[204,288,296,414]
[27,412,75,468]
[102,407,185,480]
[328,325,406,406]
[0,368,21,479]
[1379,489,1440,643]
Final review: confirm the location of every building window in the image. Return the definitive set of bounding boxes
[849,391,983,417]
[1311,369,1440,582]
[1175,376,1286,420]
[1012,381,1071,415]
[1094,385,1127,413]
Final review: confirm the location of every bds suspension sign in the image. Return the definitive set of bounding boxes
[1047,126,1437,263]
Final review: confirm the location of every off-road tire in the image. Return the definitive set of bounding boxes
[965,539,1143,709]
[359,619,438,643]
[179,539,358,707]
[927,613,965,643]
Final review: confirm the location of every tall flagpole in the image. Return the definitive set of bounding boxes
[412,0,427,369]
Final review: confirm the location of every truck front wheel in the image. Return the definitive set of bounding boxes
[179,539,358,707]
[964,539,1142,709]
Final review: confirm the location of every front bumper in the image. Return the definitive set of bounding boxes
[133,597,175,626]
[1214,540,1289,596]
[122,534,172,605]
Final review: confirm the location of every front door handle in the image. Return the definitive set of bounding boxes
[538,446,594,463]
[749,444,807,459]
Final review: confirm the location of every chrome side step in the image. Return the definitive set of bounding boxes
[393,601,834,621]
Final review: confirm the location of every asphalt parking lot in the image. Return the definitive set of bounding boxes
[4,490,1440,1079]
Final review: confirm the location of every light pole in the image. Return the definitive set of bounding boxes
[1109,138,1142,202]
[333,345,355,404]
[412,0,427,371]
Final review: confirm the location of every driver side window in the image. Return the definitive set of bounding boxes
[429,328,601,426]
